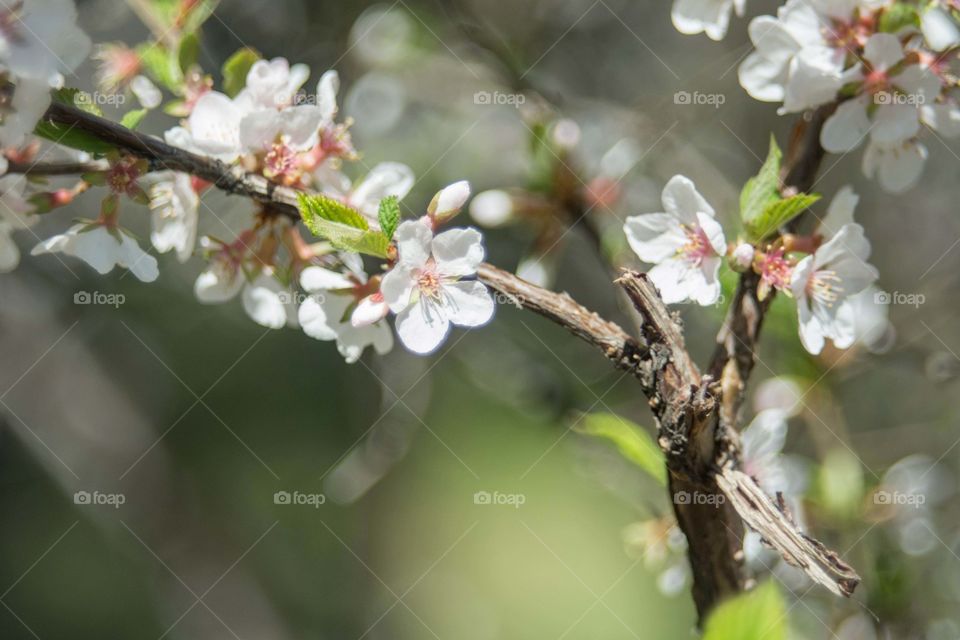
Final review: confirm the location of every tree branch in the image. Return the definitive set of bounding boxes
[34,100,859,621]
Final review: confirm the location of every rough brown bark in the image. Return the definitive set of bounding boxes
[34,100,860,622]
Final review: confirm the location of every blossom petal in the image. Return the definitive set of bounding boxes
[820,98,871,153]
[300,265,353,292]
[242,273,289,329]
[194,265,244,303]
[299,293,339,341]
[392,220,432,267]
[871,104,920,145]
[380,264,416,313]
[395,302,450,355]
[623,213,685,263]
[862,140,927,193]
[432,227,484,277]
[820,185,858,238]
[443,280,495,328]
[661,175,714,222]
[864,33,904,71]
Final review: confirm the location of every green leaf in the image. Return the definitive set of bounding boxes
[222,47,260,98]
[377,195,401,240]
[575,413,666,485]
[879,3,921,33]
[703,582,786,640]
[745,192,821,241]
[52,88,103,117]
[298,194,390,258]
[740,136,782,227]
[120,108,149,130]
[177,31,201,73]
[137,44,183,92]
[299,193,369,230]
[35,90,115,154]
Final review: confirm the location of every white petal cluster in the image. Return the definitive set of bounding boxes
[381,219,495,355]
[31,223,159,282]
[0,0,91,146]
[738,1,959,192]
[623,175,726,306]
[671,0,746,41]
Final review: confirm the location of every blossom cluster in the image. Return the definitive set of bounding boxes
[675,0,960,193]
[624,175,881,355]
[0,0,495,364]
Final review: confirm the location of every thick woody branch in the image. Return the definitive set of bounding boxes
[34,100,859,619]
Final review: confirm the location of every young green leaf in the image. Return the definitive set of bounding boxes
[222,47,261,98]
[298,194,390,258]
[137,44,183,92]
[377,195,401,240]
[745,192,821,241]
[703,581,786,640]
[878,3,921,33]
[120,108,149,130]
[575,413,666,485]
[740,136,782,227]
[299,193,369,230]
[177,32,201,73]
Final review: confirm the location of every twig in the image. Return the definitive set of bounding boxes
[33,100,860,620]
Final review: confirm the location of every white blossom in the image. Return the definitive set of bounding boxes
[0,78,52,147]
[381,220,495,355]
[921,6,960,51]
[241,269,299,329]
[234,57,310,111]
[298,264,393,363]
[820,34,942,153]
[238,105,323,155]
[861,138,928,193]
[31,223,159,282]
[790,223,878,354]
[671,0,746,41]
[623,175,726,306]
[165,91,247,162]
[0,0,91,87]
[148,173,199,263]
[738,0,856,114]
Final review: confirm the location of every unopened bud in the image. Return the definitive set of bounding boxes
[427,180,471,224]
[730,243,755,272]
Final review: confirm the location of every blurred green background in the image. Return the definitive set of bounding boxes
[2,0,960,638]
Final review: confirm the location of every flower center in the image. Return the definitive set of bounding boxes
[809,270,844,307]
[416,267,442,299]
[680,224,712,266]
[265,142,298,180]
[757,247,793,292]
